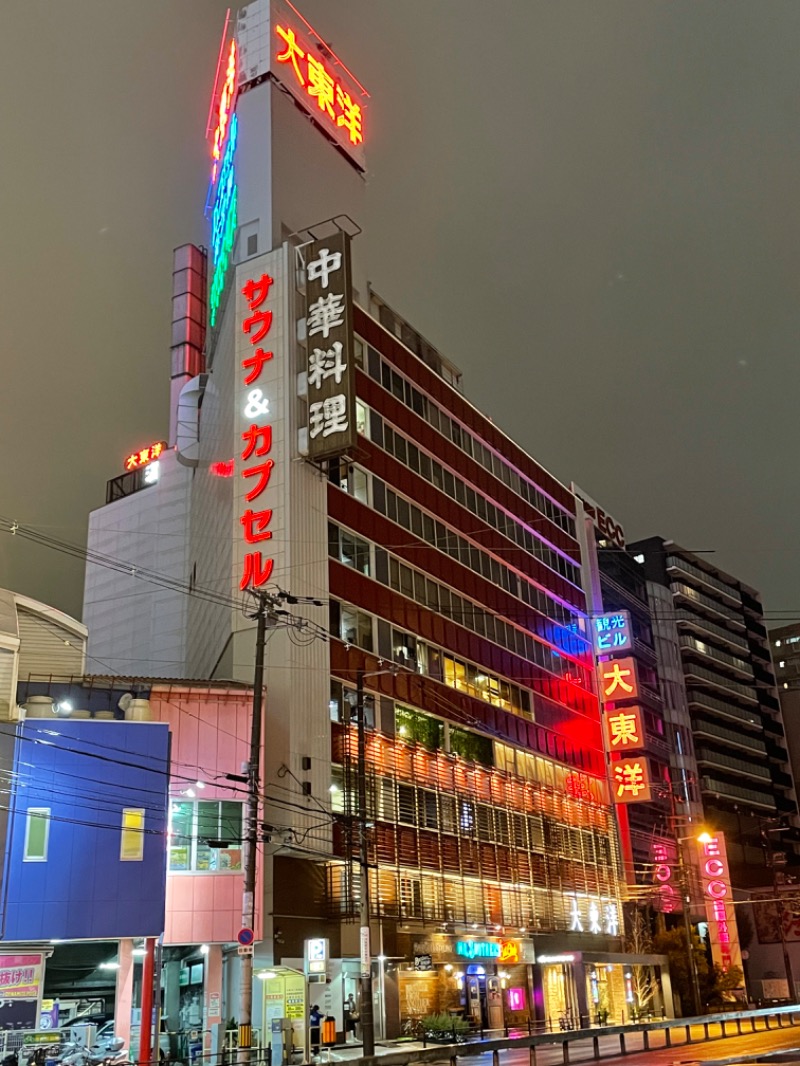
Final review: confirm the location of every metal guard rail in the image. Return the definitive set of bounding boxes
[365,1002,800,1065]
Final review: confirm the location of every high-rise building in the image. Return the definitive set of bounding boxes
[83,0,673,1036]
[573,492,703,902]
[629,538,798,887]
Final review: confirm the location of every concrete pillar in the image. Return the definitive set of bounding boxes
[205,946,223,1055]
[116,940,135,1050]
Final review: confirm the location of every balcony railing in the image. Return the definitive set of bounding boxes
[686,690,761,727]
[701,776,776,810]
[672,582,745,628]
[675,609,749,652]
[693,718,766,754]
[667,556,742,604]
[679,635,753,679]
[695,747,771,781]
[682,662,758,703]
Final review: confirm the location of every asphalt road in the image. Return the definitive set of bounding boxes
[327,1019,800,1066]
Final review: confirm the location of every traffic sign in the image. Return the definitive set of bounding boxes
[238,928,255,946]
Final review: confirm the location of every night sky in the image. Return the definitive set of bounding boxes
[3,2,800,626]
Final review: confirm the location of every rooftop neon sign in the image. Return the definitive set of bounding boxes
[211,38,237,184]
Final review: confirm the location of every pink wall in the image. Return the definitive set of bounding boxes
[150,686,263,945]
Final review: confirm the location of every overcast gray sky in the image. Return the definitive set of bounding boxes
[2,2,799,622]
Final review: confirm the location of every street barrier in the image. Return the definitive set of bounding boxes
[361,1002,800,1066]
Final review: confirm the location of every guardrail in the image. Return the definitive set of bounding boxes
[369,1002,800,1065]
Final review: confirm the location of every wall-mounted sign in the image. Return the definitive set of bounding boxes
[592,611,632,656]
[697,833,744,983]
[414,954,433,972]
[302,231,356,462]
[611,758,651,803]
[0,954,43,999]
[572,486,626,549]
[652,841,679,913]
[599,657,639,704]
[238,269,278,590]
[304,937,329,976]
[454,939,521,961]
[604,706,644,751]
[567,897,620,936]
[208,35,238,329]
[537,955,575,965]
[124,442,166,472]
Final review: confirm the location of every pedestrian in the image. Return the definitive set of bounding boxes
[344,994,358,1042]
[309,1004,322,1057]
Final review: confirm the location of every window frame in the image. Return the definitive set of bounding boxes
[23,807,50,862]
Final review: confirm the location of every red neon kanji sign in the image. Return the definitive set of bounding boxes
[124,441,166,472]
[238,274,277,591]
[275,24,365,147]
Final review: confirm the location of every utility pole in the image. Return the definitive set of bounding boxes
[238,593,270,1066]
[356,668,375,1057]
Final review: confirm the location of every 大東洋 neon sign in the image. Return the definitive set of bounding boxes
[124,441,166,472]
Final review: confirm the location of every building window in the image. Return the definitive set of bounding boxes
[24,808,50,862]
[169,800,243,873]
[120,808,145,861]
[340,605,374,652]
[395,705,444,750]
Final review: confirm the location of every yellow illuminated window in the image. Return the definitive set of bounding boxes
[120,808,145,862]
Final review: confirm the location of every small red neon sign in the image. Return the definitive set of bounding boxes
[239,273,277,591]
[124,441,166,472]
[275,24,364,147]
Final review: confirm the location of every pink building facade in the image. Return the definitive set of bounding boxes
[117,684,260,1056]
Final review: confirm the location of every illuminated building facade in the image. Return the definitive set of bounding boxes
[630,538,799,888]
[83,0,673,1038]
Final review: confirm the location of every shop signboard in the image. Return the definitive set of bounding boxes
[603,706,644,751]
[412,935,535,965]
[652,841,679,913]
[697,832,745,984]
[0,955,43,999]
[413,955,433,972]
[236,0,368,172]
[234,248,288,616]
[599,658,639,705]
[592,611,632,656]
[611,758,652,804]
[304,938,329,976]
[302,231,357,462]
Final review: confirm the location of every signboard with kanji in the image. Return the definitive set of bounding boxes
[611,758,651,804]
[592,611,632,656]
[599,657,639,704]
[604,706,644,751]
[303,231,356,462]
[236,0,368,172]
[234,247,289,611]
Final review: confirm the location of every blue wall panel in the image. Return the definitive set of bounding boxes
[2,720,169,941]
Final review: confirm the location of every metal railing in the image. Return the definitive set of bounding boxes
[364,1003,800,1065]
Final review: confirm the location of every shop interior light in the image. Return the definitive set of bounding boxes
[444,965,453,973]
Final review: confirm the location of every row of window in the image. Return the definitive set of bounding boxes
[23,807,146,863]
[329,863,620,932]
[369,408,581,588]
[330,597,533,718]
[331,771,612,867]
[330,598,595,719]
[328,520,592,682]
[369,471,586,634]
[360,340,576,536]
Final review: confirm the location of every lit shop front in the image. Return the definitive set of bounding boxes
[536,952,673,1029]
[401,936,535,1031]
